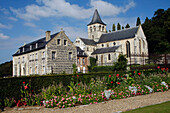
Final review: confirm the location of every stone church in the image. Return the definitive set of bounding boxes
[74,9,148,66]
[13,9,148,76]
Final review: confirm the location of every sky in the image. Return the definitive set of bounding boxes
[0,0,169,64]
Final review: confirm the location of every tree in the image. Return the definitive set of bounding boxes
[0,61,12,77]
[117,23,121,30]
[114,54,128,71]
[109,30,111,32]
[122,26,124,29]
[112,24,116,31]
[142,8,170,54]
[125,24,130,28]
[136,17,141,26]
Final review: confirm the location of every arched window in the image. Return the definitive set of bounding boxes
[90,27,92,32]
[143,40,145,49]
[99,25,101,31]
[107,43,109,47]
[126,41,131,58]
[93,26,96,31]
[102,44,104,47]
[92,35,94,40]
[113,42,116,46]
[102,26,104,31]
[108,54,111,60]
[139,40,141,54]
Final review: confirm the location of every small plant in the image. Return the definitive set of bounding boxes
[4,98,16,107]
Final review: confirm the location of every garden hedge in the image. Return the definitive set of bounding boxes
[0,70,158,101]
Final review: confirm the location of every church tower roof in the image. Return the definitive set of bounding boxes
[87,9,106,26]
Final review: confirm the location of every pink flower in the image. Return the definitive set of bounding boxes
[77,75,79,77]
[157,66,160,69]
[111,81,113,84]
[109,75,111,77]
[23,81,25,84]
[78,84,80,85]
[117,82,121,85]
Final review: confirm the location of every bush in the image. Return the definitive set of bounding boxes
[0,72,114,101]
[91,66,115,72]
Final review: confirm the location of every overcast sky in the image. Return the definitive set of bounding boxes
[0,0,169,64]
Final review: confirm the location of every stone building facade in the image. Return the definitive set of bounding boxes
[13,30,77,76]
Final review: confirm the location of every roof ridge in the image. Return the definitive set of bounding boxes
[105,26,139,34]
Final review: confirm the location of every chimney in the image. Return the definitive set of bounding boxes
[46,31,51,41]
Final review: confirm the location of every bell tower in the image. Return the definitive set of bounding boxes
[87,9,106,42]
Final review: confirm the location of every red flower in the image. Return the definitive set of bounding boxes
[134,71,135,73]
[116,74,119,77]
[138,73,141,75]
[78,84,80,85]
[23,81,25,84]
[157,66,160,69]
[117,82,121,85]
[161,68,165,71]
[111,81,113,84]
[165,68,169,71]
[77,75,79,77]
[109,75,111,77]
[24,86,28,90]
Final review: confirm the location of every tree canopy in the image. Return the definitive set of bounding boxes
[136,17,141,26]
[142,8,170,54]
[112,24,116,31]
[0,61,12,77]
[117,23,121,30]
[125,24,130,28]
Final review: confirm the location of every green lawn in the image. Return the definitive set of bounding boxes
[123,101,170,113]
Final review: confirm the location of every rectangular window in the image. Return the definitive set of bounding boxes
[18,57,20,64]
[64,40,67,45]
[52,51,56,60]
[32,54,34,60]
[57,39,61,45]
[43,51,45,58]
[83,58,85,65]
[22,56,24,62]
[69,52,72,60]
[77,58,79,64]
[36,43,38,48]
[36,53,38,59]
[43,66,45,74]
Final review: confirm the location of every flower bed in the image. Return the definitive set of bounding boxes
[0,67,169,110]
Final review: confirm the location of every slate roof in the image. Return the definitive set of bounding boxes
[87,9,106,26]
[80,38,96,46]
[91,46,119,55]
[13,32,59,56]
[98,26,139,44]
[76,46,87,57]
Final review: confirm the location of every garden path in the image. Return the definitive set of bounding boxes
[3,90,170,113]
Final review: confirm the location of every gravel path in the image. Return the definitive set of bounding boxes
[3,90,170,113]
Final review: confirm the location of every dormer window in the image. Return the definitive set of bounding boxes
[64,40,67,46]
[30,45,32,50]
[18,49,20,53]
[57,39,61,45]
[36,43,38,48]
[23,47,25,52]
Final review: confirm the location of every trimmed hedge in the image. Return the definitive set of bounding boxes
[91,66,115,72]
[0,72,116,100]
[0,70,158,101]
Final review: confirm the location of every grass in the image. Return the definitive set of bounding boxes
[123,101,170,113]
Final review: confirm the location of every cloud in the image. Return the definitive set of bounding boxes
[0,8,10,15]
[10,0,135,21]
[0,33,9,39]
[24,22,36,27]
[0,23,12,29]
[8,17,18,21]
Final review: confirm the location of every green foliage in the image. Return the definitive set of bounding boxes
[90,57,97,67]
[114,54,128,71]
[72,63,77,75]
[117,23,121,30]
[4,98,16,107]
[125,24,130,28]
[0,61,12,77]
[142,8,170,54]
[112,24,116,31]
[136,17,141,26]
